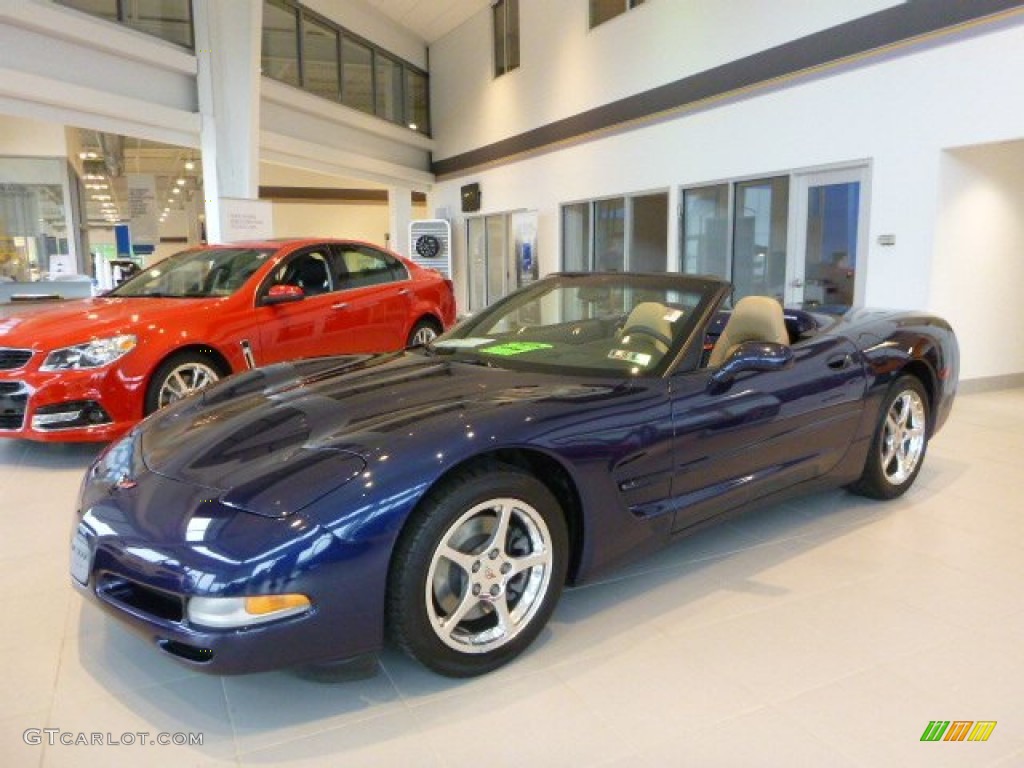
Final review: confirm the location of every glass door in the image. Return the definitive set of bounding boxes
[787,167,867,308]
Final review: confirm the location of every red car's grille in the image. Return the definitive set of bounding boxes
[0,348,32,370]
[0,381,27,430]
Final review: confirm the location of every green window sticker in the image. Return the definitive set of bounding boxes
[481,342,554,356]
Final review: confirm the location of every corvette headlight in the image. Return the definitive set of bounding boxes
[41,335,137,371]
[187,595,312,629]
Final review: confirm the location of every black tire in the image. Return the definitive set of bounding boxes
[406,318,442,348]
[848,375,930,500]
[144,351,223,415]
[387,462,569,677]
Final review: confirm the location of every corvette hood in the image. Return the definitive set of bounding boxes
[139,353,621,515]
[0,296,226,350]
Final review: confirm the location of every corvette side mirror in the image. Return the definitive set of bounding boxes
[708,341,794,391]
[262,284,305,305]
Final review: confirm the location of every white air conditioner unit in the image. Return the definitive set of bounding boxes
[409,219,452,278]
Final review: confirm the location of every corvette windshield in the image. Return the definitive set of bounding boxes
[434,273,724,377]
[109,247,275,298]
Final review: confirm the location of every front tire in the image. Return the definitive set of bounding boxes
[848,375,929,499]
[387,463,568,677]
[144,352,223,415]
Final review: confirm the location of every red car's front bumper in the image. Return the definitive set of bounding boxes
[0,364,142,443]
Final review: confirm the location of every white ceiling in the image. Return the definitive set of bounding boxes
[366,0,490,44]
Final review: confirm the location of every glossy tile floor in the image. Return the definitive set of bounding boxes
[1,388,1022,768]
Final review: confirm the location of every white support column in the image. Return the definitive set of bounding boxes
[192,0,262,243]
[388,187,413,256]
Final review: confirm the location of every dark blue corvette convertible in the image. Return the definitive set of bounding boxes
[71,272,958,677]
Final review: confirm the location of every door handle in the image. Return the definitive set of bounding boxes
[331,302,349,311]
[397,288,411,296]
[827,354,852,370]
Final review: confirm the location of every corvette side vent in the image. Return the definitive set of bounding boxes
[409,219,452,278]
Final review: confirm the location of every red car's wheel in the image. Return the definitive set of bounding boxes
[145,352,223,415]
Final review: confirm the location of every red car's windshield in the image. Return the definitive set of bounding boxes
[109,248,275,298]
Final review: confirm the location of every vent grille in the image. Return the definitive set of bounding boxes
[0,349,32,370]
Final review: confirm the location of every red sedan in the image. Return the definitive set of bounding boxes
[0,238,455,442]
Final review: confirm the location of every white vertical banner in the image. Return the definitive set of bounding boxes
[127,174,158,246]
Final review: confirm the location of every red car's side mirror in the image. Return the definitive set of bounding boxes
[262,284,305,305]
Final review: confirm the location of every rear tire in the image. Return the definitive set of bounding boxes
[848,375,929,500]
[387,463,568,677]
[407,319,442,348]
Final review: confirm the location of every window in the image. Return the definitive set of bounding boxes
[259,1,431,135]
[337,246,407,289]
[57,0,193,48]
[375,54,403,123]
[561,192,668,272]
[405,70,430,133]
[301,13,340,100]
[590,0,644,29]
[493,0,520,77]
[679,177,790,303]
[262,0,300,86]
[341,36,374,115]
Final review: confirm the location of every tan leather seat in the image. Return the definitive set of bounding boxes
[707,296,789,367]
[620,302,674,355]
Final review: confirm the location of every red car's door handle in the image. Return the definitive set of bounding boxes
[331,302,349,311]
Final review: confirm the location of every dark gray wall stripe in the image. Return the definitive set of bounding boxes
[432,0,1024,178]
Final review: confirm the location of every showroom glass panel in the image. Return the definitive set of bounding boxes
[732,177,789,303]
[682,185,729,277]
[0,182,67,282]
[375,54,403,123]
[486,215,508,303]
[342,36,374,115]
[561,203,591,271]
[804,181,859,308]
[594,198,625,271]
[301,13,340,101]
[129,0,193,48]
[467,217,487,311]
[629,192,668,272]
[262,0,300,87]
[405,69,430,134]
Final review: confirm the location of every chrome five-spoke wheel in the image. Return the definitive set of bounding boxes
[880,388,926,486]
[388,463,568,677]
[426,497,553,654]
[849,375,930,500]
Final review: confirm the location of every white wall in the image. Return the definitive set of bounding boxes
[271,200,427,249]
[431,0,899,160]
[932,141,1024,381]
[429,15,1024,381]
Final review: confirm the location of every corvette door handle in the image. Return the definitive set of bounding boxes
[827,354,852,370]
[331,302,349,311]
